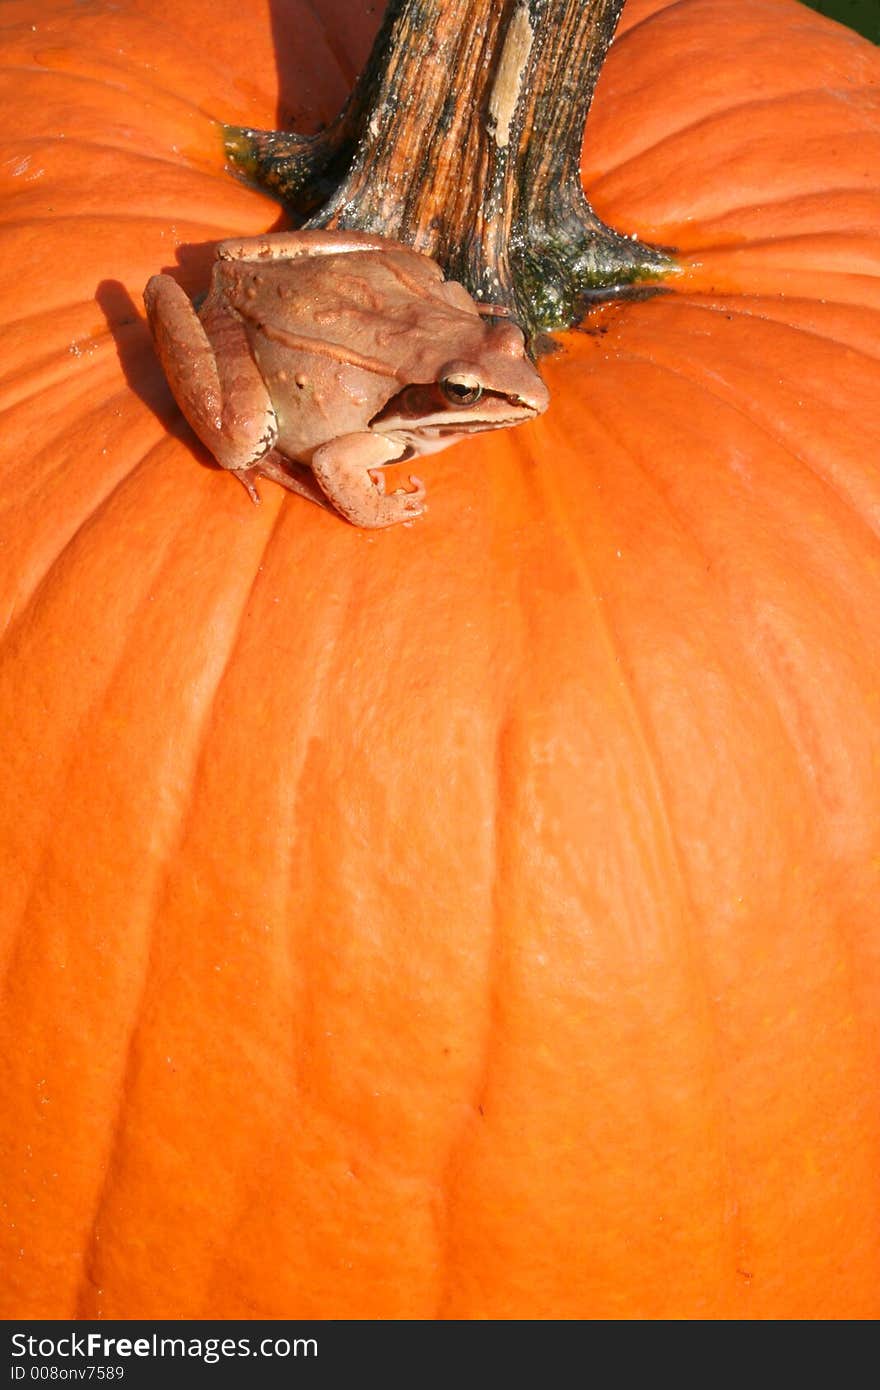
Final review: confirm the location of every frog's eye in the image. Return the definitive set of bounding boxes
[440,374,483,407]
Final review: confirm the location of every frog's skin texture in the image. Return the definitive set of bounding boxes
[144,230,550,528]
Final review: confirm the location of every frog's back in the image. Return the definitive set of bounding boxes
[219,247,485,378]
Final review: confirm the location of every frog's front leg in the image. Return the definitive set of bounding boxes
[144,273,278,484]
[310,434,426,529]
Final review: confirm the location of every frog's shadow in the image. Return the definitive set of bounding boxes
[94,234,277,460]
[94,278,179,436]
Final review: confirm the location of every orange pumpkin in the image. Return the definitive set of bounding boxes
[1,0,879,1319]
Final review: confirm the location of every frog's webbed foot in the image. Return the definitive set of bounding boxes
[310,434,426,529]
[234,452,336,512]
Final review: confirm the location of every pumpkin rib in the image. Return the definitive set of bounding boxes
[588,111,880,241]
[0,139,238,204]
[81,534,384,1320]
[0,301,114,338]
[471,413,754,1314]
[431,780,504,1318]
[533,411,739,924]
[564,608,747,1311]
[69,505,290,1321]
[549,364,833,776]
[0,431,180,651]
[428,559,545,1317]
[0,372,154,489]
[600,343,880,545]
[4,132,214,162]
[570,371,880,845]
[663,188,880,240]
[544,353,878,1273]
[429,483,727,1318]
[1,340,120,415]
[0,372,162,501]
[681,233,880,279]
[678,261,880,313]
[615,303,880,461]
[547,359,880,1071]
[0,455,223,949]
[0,59,225,133]
[558,338,880,645]
[0,212,238,232]
[615,0,697,36]
[666,295,880,367]
[689,293,880,335]
[2,470,287,1316]
[587,87,880,188]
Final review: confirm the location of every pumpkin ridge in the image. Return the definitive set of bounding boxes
[431,705,518,1320]
[622,307,880,441]
[677,231,880,275]
[594,343,880,545]
[586,85,880,192]
[64,500,289,1321]
[500,405,761,1312]
[67,717,227,1317]
[0,430,178,643]
[441,398,753,1316]
[0,450,226,948]
[614,0,694,40]
[0,211,237,231]
[584,5,880,186]
[0,130,225,188]
[2,132,219,169]
[553,567,748,1312]
[0,297,116,331]
[662,296,880,368]
[543,362,790,720]
[676,260,880,313]
[0,143,233,208]
[529,407,728,887]
[0,59,227,135]
[534,382,880,1311]
[0,337,118,413]
[661,188,880,241]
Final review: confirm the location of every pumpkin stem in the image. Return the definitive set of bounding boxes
[224,0,675,337]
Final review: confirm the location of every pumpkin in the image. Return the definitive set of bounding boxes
[1,0,879,1320]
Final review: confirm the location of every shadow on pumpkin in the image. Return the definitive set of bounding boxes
[267,0,379,130]
[95,278,214,464]
[96,280,175,425]
[94,225,285,464]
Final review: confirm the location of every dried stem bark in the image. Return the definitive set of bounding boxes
[225,0,673,337]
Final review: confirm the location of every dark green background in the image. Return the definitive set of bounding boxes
[801,0,879,43]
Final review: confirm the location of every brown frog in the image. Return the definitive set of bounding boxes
[144,230,549,528]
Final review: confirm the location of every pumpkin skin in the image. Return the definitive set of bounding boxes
[1,0,880,1320]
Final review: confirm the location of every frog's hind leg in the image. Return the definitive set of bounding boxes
[144,273,278,476]
[236,452,336,513]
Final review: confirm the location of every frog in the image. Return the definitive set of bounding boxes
[143,230,549,528]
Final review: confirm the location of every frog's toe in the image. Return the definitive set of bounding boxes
[368,470,426,506]
[233,467,262,504]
